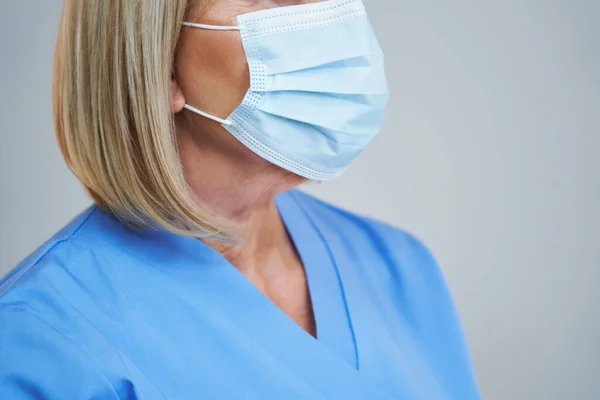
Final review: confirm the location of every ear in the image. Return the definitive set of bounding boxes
[170,78,186,113]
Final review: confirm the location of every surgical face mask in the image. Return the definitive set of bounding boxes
[182,0,389,180]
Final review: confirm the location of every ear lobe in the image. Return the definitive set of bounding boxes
[170,79,186,113]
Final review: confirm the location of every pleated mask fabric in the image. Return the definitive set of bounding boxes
[183,0,389,180]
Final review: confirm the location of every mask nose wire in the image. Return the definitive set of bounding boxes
[180,22,240,126]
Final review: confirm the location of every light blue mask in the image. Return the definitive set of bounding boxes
[182,0,389,180]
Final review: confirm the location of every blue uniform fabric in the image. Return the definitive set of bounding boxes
[0,190,480,399]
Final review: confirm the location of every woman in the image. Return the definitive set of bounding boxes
[0,0,480,398]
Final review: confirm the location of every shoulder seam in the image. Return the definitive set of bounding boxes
[0,208,98,297]
[36,277,169,400]
[0,307,121,398]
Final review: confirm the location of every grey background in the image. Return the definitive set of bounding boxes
[1,1,598,399]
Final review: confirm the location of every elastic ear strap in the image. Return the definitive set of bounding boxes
[184,104,233,126]
[182,22,240,31]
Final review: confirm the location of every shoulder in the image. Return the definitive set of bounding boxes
[0,205,137,341]
[288,189,454,315]
[288,189,479,395]
[0,307,121,399]
[0,206,104,308]
[287,189,438,275]
[0,207,138,398]
[288,189,424,243]
[2,207,91,295]
[287,189,455,319]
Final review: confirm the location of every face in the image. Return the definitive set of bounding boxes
[172,0,325,168]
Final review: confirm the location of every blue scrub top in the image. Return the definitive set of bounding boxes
[0,190,480,399]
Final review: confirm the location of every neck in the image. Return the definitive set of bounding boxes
[175,119,316,337]
[176,121,306,272]
[203,199,294,273]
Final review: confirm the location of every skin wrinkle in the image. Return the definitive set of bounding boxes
[171,0,328,337]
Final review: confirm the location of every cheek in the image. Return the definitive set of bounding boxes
[176,0,327,117]
[258,0,326,8]
[176,30,250,117]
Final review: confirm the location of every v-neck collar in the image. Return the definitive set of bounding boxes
[88,193,402,398]
[275,190,358,369]
[141,189,358,367]
[141,190,358,369]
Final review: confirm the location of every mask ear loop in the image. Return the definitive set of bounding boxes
[182,22,240,31]
[180,22,241,126]
[183,104,233,126]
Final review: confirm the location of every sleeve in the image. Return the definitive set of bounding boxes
[0,307,120,400]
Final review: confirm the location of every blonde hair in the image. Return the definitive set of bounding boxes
[53,0,230,239]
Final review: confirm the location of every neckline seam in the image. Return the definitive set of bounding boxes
[287,190,360,370]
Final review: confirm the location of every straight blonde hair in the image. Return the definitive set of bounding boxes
[53,0,230,239]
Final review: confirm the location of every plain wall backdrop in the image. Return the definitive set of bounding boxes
[1,1,598,399]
